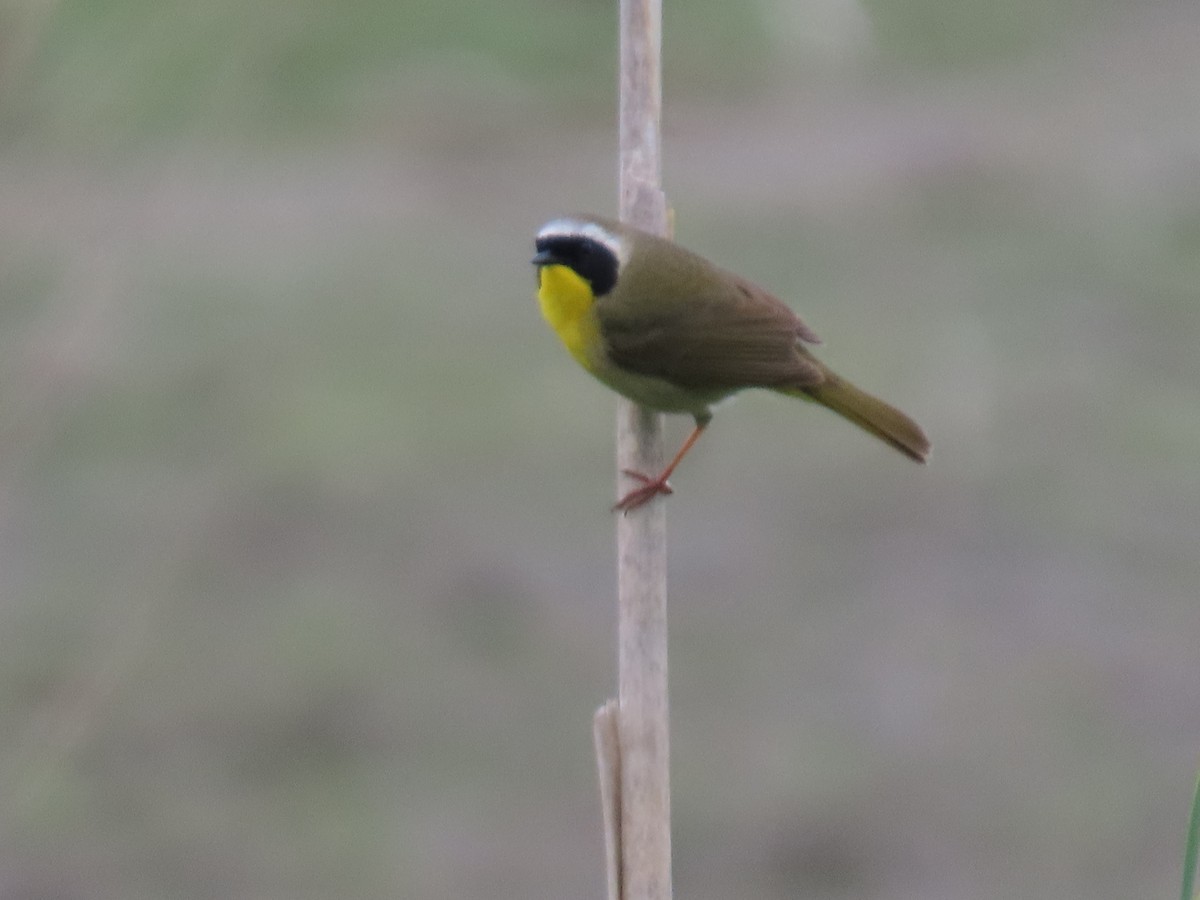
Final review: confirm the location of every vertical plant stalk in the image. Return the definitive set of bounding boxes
[1181,765,1200,900]
[594,700,622,900]
[600,1,673,899]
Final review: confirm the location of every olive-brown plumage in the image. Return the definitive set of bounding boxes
[533,215,930,510]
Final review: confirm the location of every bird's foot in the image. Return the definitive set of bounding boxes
[613,469,674,513]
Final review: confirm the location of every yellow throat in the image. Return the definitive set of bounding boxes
[537,263,602,372]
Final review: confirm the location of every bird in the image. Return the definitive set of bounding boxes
[531,214,930,512]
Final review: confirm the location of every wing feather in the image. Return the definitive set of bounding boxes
[599,250,825,392]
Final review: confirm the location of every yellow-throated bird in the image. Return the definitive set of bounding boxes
[532,215,930,512]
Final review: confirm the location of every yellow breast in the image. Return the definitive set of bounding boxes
[537,264,603,373]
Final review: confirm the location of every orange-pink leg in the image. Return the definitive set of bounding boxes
[613,421,708,513]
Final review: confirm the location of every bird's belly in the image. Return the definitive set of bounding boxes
[537,264,728,416]
[590,361,728,417]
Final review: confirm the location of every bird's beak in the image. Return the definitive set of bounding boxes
[531,249,557,266]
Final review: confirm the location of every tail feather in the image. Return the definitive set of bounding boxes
[783,371,931,463]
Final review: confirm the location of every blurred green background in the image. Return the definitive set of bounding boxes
[1,0,1198,897]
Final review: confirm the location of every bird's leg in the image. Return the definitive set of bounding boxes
[613,419,709,513]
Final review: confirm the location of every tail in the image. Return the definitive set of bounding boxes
[782,370,931,463]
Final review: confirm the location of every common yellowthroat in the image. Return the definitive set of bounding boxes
[532,215,930,512]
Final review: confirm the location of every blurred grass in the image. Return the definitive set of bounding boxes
[1,1,1198,899]
[863,0,1126,66]
[1,0,776,153]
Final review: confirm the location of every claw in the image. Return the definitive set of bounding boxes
[613,471,674,513]
[610,421,708,513]
[619,469,672,486]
